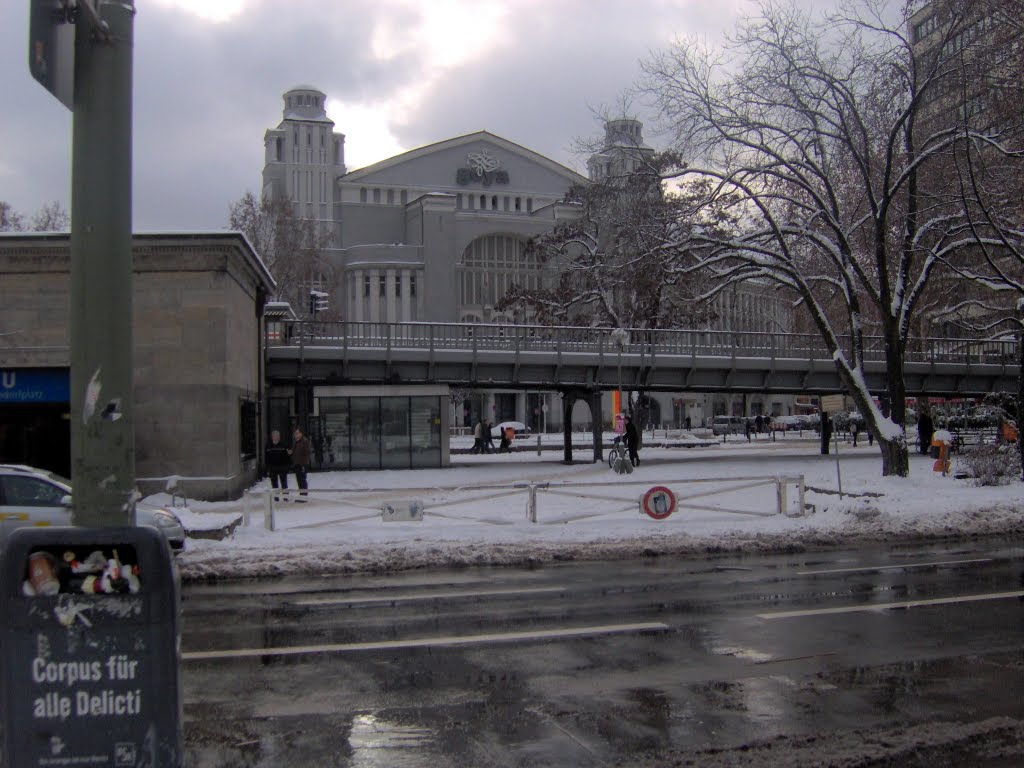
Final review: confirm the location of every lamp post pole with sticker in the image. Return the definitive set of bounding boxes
[28,0,140,526]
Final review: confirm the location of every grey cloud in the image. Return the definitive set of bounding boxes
[2,0,774,230]
[383,1,695,170]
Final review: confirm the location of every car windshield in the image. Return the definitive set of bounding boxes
[33,469,72,488]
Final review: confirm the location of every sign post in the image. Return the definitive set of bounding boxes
[29,0,138,528]
[820,395,846,498]
[18,6,179,765]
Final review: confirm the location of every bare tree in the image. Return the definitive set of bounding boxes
[228,191,336,315]
[498,151,717,331]
[637,0,1014,476]
[0,200,69,232]
[30,201,69,231]
[0,202,25,232]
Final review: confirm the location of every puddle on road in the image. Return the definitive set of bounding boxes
[710,643,774,663]
[348,713,437,767]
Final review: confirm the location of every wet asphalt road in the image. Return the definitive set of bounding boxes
[180,540,1024,767]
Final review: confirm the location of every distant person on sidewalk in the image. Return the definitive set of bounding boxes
[290,426,312,500]
[917,409,934,455]
[265,429,291,501]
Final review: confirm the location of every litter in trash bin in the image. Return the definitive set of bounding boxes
[22,546,142,596]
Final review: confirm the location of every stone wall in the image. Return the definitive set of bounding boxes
[0,232,274,500]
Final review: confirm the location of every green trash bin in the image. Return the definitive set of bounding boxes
[1,525,182,767]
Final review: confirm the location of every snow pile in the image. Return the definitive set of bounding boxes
[161,441,1024,581]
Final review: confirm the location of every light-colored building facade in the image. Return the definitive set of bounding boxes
[260,87,798,442]
[262,87,590,442]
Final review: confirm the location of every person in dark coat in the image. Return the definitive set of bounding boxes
[291,426,312,500]
[265,430,291,501]
[624,415,640,466]
[498,426,514,453]
[917,410,934,455]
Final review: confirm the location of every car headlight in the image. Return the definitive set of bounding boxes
[150,510,183,530]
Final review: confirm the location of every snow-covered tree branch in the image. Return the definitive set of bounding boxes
[638,0,1018,476]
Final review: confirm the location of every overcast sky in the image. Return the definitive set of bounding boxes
[3,0,768,231]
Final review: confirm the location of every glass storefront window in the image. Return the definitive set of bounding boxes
[381,398,411,469]
[276,393,444,471]
[411,397,441,468]
[318,398,350,469]
[350,397,381,469]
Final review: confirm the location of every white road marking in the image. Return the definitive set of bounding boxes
[757,590,1024,620]
[182,622,670,662]
[293,586,565,607]
[797,557,993,576]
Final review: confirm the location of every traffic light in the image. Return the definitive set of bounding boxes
[309,290,329,315]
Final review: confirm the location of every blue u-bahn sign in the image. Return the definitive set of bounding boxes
[0,368,69,404]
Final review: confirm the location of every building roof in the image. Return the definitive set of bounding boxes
[341,130,588,187]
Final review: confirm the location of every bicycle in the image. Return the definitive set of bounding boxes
[608,435,639,470]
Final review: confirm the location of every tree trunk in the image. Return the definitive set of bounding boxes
[1018,328,1024,481]
[881,320,910,477]
[878,434,909,477]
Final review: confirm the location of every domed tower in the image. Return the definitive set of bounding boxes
[587,117,654,182]
[262,85,346,225]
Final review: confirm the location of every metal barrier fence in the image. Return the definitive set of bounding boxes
[243,475,807,531]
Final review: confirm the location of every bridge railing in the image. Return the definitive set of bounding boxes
[269,320,1018,366]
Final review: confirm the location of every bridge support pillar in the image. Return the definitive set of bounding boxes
[562,392,575,464]
[588,390,603,463]
[561,389,603,465]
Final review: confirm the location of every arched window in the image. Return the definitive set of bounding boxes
[458,234,540,317]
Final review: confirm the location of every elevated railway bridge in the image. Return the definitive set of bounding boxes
[266,321,1020,461]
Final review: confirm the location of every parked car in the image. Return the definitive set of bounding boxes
[0,464,185,554]
[711,416,747,435]
[491,421,528,438]
[770,415,808,431]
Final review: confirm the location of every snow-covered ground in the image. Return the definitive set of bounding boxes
[160,433,1024,581]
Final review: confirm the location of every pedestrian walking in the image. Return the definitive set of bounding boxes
[484,421,496,453]
[624,415,640,466]
[290,426,312,501]
[917,409,934,455]
[265,429,291,501]
[498,426,514,453]
[472,418,485,454]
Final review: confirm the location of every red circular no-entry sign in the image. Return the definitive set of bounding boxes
[642,486,677,520]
